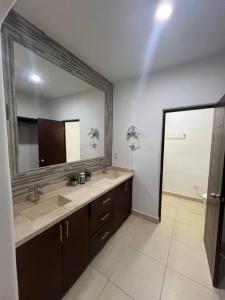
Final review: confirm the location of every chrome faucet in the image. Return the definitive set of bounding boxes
[33,184,43,202]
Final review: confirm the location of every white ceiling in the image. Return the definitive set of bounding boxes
[13,0,225,82]
[14,41,94,100]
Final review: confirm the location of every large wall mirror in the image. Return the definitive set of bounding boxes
[2,11,113,196]
[15,42,105,172]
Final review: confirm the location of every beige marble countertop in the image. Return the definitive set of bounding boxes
[13,167,134,248]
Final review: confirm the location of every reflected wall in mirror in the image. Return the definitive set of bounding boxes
[14,42,105,173]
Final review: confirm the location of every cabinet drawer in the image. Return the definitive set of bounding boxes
[90,192,113,235]
[90,218,113,258]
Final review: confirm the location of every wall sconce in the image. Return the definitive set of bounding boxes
[126,125,140,151]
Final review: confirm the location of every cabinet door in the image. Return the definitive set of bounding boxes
[124,178,133,220]
[62,205,90,293]
[114,179,133,232]
[16,224,63,300]
[113,183,126,231]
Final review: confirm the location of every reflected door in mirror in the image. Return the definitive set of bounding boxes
[38,118,66,167]
[14,41,105,173]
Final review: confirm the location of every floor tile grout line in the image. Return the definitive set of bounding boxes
[162,197,217,294]
[160,196,209,297]
[108,280,135,299]
[166,265,217,292]
[97,279,109,300]
[109,217,168,299]
[159,199,177,300]
[172,236,205,252]
[129,243,168,266]
[97,206,209,300]
[158,265,167,300]
[96,277,109,300]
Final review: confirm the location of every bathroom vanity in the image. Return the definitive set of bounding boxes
[15,169,133,300]
[1,11,132,300]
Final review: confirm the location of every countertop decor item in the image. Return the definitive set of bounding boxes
[88,127,100,149]
[80,172,86,184]
[70,174,80,186]
[85,169,92,181]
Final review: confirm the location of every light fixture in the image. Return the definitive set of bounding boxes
[155,3,173,21]
[29,73,42,84]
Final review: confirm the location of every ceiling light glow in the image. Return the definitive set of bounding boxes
[155,3,173,21]
[30,73,41,83]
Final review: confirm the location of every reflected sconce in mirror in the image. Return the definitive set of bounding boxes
[126,125,140,151]
[88,127,100,149]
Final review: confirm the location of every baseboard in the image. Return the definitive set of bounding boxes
[162,190,203,203]
[132,209,159,224]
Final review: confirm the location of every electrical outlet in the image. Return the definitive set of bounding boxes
[114,153,118,159]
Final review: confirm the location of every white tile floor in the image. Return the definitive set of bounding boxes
[63,194,223,300]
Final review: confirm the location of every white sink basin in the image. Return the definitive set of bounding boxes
[20,197,71,221]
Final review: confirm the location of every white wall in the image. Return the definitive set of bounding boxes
[16,92,53,119]
[0,1,18,299]
[16,92,53,172]
[17,88,105,164]
[52,88,105,160]
[162,109,214,199]
[18,121,39,172]
[113,53,225,218]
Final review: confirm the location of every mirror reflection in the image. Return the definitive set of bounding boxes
[14,42,105,173]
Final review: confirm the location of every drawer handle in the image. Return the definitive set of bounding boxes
[100,212,110,222]
[101,231,110,241]
[102,197,111,205]
[59,224,63,243]
[66,220,69,239]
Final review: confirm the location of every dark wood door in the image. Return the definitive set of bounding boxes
[113,183,126,232]
[62,205,90,293]
[113,179,132,232]
[38,118,66,167]
[204,99,225,287]
[16,223,63,300]
[124,178,133,220]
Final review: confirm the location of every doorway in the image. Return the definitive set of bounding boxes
[161,106,214,218]
[158,104,215,221]
[157,103,225,287]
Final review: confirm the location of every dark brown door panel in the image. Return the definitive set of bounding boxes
[38,118,66,167]
[16,224,63,300]
[62,205,90,293]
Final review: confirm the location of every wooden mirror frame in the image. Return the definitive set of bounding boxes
[1,10,113,197]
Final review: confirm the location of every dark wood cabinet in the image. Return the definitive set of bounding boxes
[16,224,63,300]
[16,206,90,300]
[62,205,89,293]
[114,178,133,231]
[124,178,133,220]
[90,218,114,258]
[113,183,125,231]
[90,191,113,235]
[16,178,133,300]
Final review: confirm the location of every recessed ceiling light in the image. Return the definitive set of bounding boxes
[155,3,173,21]
[30,73,41,83]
